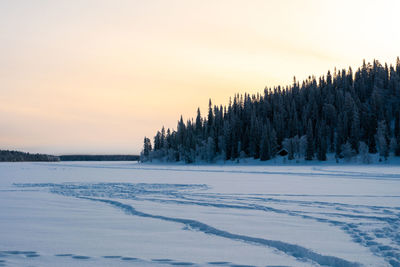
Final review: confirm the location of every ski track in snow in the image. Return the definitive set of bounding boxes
[0,250,204,266]
[14,179,400,267]
[0,250,300,267]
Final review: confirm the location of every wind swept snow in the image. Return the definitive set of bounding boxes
[0,162,399,266]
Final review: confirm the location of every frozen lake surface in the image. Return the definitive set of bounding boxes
[0,161,399,266]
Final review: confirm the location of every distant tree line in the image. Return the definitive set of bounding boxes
[142,58,400,163]
[59,155,139,161]
[0,150,60,162]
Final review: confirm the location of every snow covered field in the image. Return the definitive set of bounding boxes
[0,162,399,267]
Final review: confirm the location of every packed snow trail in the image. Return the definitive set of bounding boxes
[81,196,361,267]
[3,162,400,266]
[15,181,400,266]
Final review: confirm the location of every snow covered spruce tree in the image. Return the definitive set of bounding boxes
[142,58,400,163]
[140,137,152,162]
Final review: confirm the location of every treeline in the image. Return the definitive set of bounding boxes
[142,58,400,163]
[59,155,139,161]
[0,150,60,162]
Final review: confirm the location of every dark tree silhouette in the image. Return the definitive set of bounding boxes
[0,150,59,162]
[142,58,400,163]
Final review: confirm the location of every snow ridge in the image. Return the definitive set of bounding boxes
[82,197,361,267]
[14,181,400,266]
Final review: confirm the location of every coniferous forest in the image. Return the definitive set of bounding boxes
[0,150,60,162]
[142,59,400,163]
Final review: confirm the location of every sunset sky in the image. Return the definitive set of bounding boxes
[1,0,399,154]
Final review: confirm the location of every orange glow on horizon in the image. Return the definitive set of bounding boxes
[1,0,399,154]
